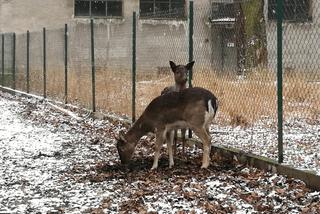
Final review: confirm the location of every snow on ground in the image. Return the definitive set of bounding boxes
[210,115,320,175]
[0,91,320,213]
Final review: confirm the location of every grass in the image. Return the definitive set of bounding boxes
[13,67,320,126]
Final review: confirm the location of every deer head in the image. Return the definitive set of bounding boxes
[169,61,195,85]
[116,131,136,164]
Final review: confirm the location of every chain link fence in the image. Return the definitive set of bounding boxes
[0,0,319,173]
[279,0,320,170]
[1,33,14,88]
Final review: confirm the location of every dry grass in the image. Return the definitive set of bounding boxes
[191,70,277,126]
[15,67,320,125]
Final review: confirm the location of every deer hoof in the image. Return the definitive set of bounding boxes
[150,166,158,171]
[201,164,209,169]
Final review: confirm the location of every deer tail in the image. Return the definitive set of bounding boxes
[207,98,218,118]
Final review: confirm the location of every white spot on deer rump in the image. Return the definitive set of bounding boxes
[204,100,215,125]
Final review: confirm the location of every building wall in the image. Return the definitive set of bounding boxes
[264,0,320,72]
[0,0,74,33]
[0,0,237,74]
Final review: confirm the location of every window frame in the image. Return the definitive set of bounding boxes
[139,0,186,19]
[268,0,312,23]
[74,0,123,18]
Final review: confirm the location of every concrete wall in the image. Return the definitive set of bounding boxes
[0,0,237,74]
[264,0,320,72]
[0,0,74,33]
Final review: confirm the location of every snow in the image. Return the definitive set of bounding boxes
[210,17,236,22]
[0,91,319,213]
[210,116,320,175]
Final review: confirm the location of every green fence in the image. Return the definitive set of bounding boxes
[0,0,319,174]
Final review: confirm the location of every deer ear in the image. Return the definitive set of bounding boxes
[186,61,195,70]
[115,130,126,141]
[169,61,177,72]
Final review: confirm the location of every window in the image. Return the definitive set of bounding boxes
[75,0,122,17]
[268,0,311,22]
[140,0,185,18]
[211,3,235,20]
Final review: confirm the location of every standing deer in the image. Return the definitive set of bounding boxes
[161,61,195,155]
[116,87,218,170]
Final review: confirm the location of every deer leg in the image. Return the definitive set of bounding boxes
[167,130,175,168]
[181,128,186,156]
[193,127,212,169]
[151,131,165,170]
[173,130,178,155]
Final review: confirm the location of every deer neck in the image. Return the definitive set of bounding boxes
[175,82,187,91]
[125,117,150,147]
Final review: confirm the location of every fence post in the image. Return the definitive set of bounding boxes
[277,0,284,163]
[188,0,194,86]
[188,1,194,138]
[64,24,68,104]
[1,34,4,86]
[43,27,47,98]
[12,33,16,90]
[90,19,96,112]
[27,30,30,93]
[132,11,137,123]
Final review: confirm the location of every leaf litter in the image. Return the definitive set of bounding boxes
[0,91,319,214]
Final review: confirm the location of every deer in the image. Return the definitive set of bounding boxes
[116,87,218,170]
[161,61,195,156]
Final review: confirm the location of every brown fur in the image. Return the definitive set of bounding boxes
[161,61,195,155]
[116,87,218,169]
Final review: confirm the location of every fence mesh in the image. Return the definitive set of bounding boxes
[136,8,188,116]
[192,1,279,162]
[46,28,65,102]
[94,19,133,116]
[280,0,320,171]
[16,33,27,91]
[0,0,319,173]
[2,33,13,88]
[29,31,43,96]
[68,22,92,109]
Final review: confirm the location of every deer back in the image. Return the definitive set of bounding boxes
[142,87,217,130]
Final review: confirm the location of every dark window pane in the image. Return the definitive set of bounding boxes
[172,2,184,11]
[284,0,295,20]
[75,0,90,16]
[268,0,277,20]
[140,0,185,18]
[171,3,184,17]
[296,0,309,20]
[92,1,106,16]
[171,0,183,3]
[155,3,169,18]
[140,2,154,17]
[155,3,169,12]
[221,4,234,18]
[107,1,122,16]
[268,0,310,21]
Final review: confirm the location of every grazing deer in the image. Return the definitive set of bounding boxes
[161,61,195,155]
[116,87,218,170]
